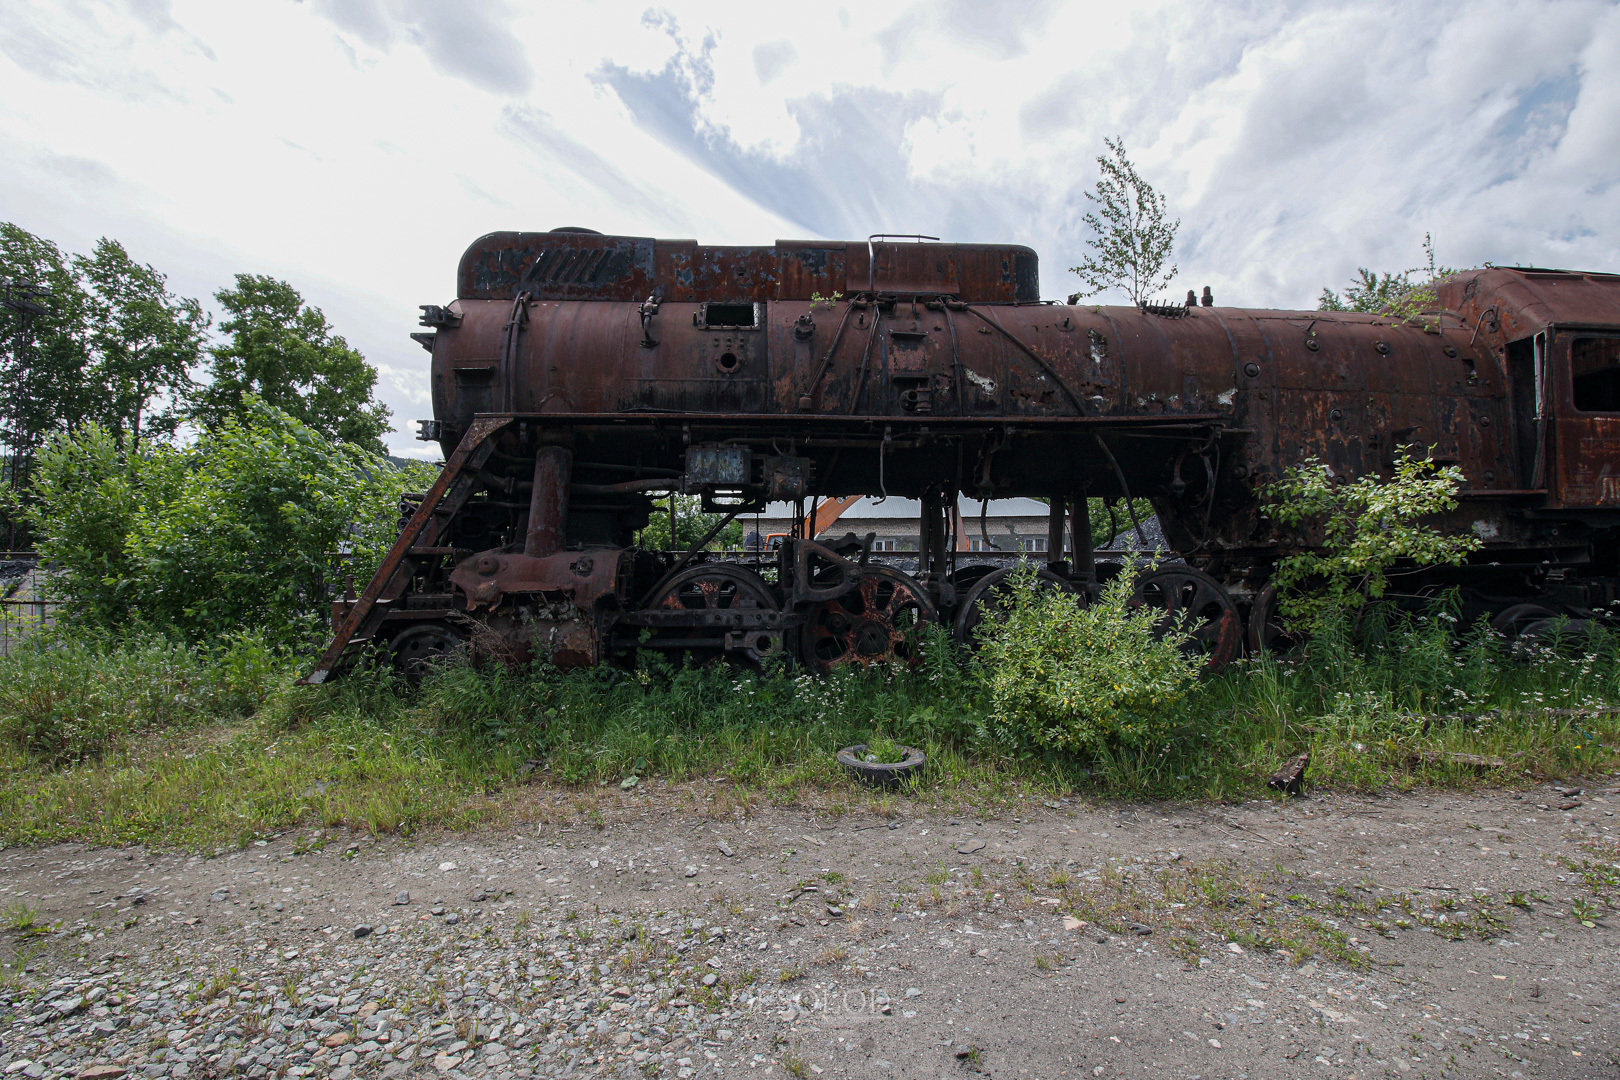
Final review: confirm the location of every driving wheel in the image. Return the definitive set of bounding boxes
[801,566,937,674]
[639,564,780,663]
[1130,565,1242,673]
[387,621,465,682]
[1246,582,1309,657]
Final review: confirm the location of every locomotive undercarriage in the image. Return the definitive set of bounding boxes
[305,413,1620,684]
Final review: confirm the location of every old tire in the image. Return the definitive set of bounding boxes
[837,744,926,787]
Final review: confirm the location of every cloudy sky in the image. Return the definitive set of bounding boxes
[3,0,1617,455]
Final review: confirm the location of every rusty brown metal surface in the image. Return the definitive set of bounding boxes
[311,231,1620,679]
[1442,268,1620,510]
[455,231,1037,304]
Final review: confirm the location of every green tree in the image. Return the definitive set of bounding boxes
[75,238,209,443]
[1318,234,1462,326]
[1261,448,1481,629]
[22,401,416,648]
[12,422,137,628]
[1317,268,1417,313]
[637,494,746,550]
[0,223,91,472]
[1068,137,1180,306]
[194,275,392,454]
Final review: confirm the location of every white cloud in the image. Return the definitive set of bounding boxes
[2,0,1616,454]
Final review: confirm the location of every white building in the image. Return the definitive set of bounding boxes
[743,497,1058,554]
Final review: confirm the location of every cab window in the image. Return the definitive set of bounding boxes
[1572,337,1620,412]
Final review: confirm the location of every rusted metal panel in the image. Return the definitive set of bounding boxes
[458,232,656,302]
[455,231,1037,304]
[772,242,847,300]
[1442,268,1620,343]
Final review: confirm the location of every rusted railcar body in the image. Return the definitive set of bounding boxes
[306,231,1620,682]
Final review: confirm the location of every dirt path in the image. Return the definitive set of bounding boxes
[0,780,1615,1079]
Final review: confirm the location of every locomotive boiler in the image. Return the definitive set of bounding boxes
[303,229,1620,682]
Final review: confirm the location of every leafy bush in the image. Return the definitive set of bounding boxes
[20,400,430,648]
[971,565,1200,754]
[1262,448,1480,629]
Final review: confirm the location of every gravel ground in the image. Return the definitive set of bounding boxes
[0,779,1616,1079]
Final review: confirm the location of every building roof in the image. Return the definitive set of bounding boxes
[751,497,1051,521]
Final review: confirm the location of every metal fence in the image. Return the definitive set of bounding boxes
[0,553,53,656]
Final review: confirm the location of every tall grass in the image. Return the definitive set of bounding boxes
[0,603,1615,849]
[0,630,285,763]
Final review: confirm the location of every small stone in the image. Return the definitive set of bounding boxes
[353,925,372,939]
[956,840,986,855]
[394,892,410,905]
[619,776,639,790]
[905,988,922,998]
[1227,942,1244,954]
[325,1032,353,1048]
[955,1045,973,1059]
[438,862,456,872]
[1128,923,1151,936]
[77,1068,127,1080]
[444,912,460,925]
[209,890,228,903]
[1208,1038,1222,1049]
[717,842,734,858]
[430,906,445,916]
[1114,997,1127,1004]
[684,866,698,878]
[701,973,717,987]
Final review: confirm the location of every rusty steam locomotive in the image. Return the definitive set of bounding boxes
[304,229,1620,683]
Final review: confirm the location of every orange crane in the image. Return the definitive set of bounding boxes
[764,495,864,548]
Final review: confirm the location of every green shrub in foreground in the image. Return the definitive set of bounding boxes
[971,566,1201,754]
